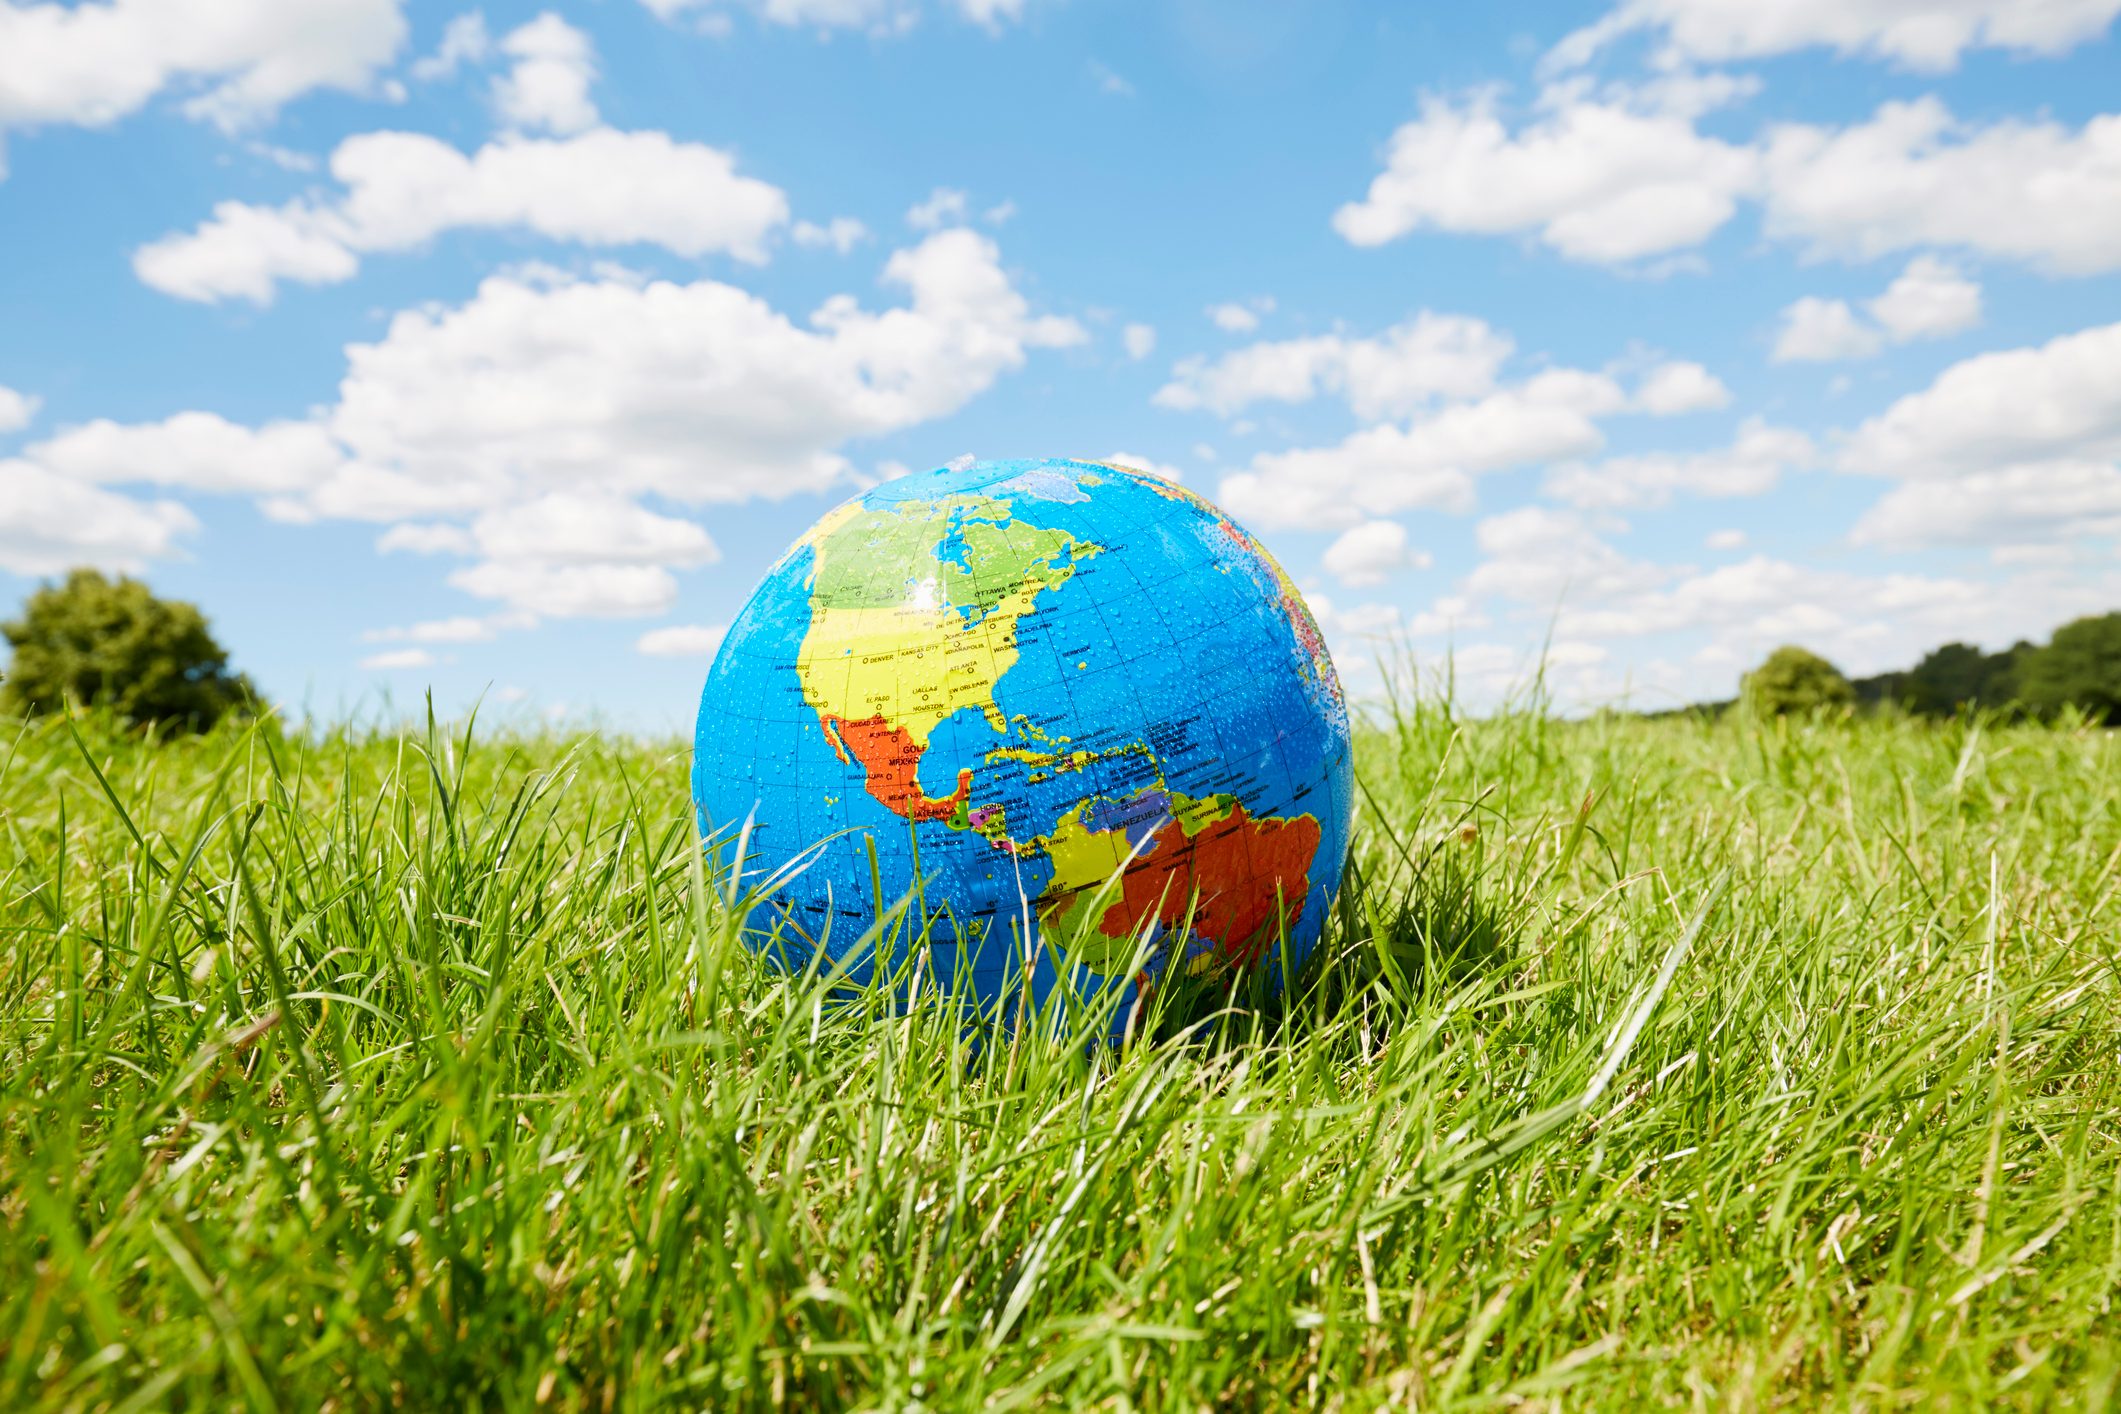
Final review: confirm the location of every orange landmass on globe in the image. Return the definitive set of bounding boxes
[1097,802,1321,964]
[821,714,972,823]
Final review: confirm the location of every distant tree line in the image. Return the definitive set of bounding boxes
[1733,611,2121,722]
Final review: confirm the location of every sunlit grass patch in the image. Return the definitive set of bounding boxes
[1,702,2117,1409]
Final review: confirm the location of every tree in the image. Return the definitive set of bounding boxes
[2,570,257,730]
[1901,640,2028,716]
[1742,645,1855,717]
[2017,612,2121,724]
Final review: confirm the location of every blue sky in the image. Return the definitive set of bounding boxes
[3,0,2119,729]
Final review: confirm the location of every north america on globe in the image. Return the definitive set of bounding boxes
[692,457,1355,1023]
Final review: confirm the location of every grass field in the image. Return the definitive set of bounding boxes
[3,698,2118,1410]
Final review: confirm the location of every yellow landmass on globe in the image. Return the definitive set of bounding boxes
[795,495,1101,821]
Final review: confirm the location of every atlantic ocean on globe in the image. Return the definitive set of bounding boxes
[691,457,1353,1036]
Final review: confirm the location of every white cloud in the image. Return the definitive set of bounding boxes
[377,522,476,555]
[793,216,869,253]
[469,493,719,567]
[1854,461,2121,548]
[1218,375,1620,530]
[1332,78,1760,263]
[29,229,1081,620]
[957,0,1026,25]
[0,384,41,433]
[1773,257,1983,362]
[1099,451,1184,482]
[293,228,1082,521]
[0,459,197,575]
[362,612,529,644]
[1339,86,2121,276]
[26,412,347,493]
[641,0,1024,31]
[1155,311,1514,419]
[637,623,728,657]
[1544,418,1814,508]
[1773,297,1886,362]
[135,126,790,304]
[1122,323,1156,360]
[449,560,678,617]
[493,13,597,136]
[411,11,490,81]
[1463,506,1671,607]
[1706,528,1747,550]
[1841,320,2121,481]
[1632,359,1729,414]
[132,200,361,304]
[1322,519,1432,588]
[1838,319,2121,549]
[1207,298,1273,333]
[1867,255,1981,340]
[359,647,436,670]
[1547,0,2121,73]
[907,186,968,230]
[1760,99,2121,275]
[1089,59,1133,96]
[0,0,407,140]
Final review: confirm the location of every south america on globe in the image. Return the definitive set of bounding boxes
[691,457,1354,1036]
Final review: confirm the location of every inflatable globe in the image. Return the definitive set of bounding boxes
[691,457,1353,1032]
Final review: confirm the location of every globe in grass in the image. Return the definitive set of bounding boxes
[691,457,1354,1034]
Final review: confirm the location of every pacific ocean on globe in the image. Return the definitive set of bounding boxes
[690,457,1354,1036]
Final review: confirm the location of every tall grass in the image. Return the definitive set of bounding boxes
[2,699,2117,1409]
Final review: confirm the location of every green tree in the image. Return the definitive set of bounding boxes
[1901,640,2028,716]
[1742,645,1855,717]
[2,570,257,730]
[2017,611,2121,724]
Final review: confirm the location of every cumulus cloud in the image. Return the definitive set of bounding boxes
[135,125,791,304]
[359,647,436,670]
[1773,257,1983,362]
[1632,359,1730,413]
[0,0,407,141]
[1122,323,1156,360]
[1332,77,1761,263]
[1462,506,1672,607]
[1841,320,2121,481]
[637,623,729,657]
[639,0,1016,33]
[362,612,532,644]
[1842,319,2121,548]
[1547,0,2121,73]
[26,412,348,493]
[1544,419,1814,508]
[492,13,598,136]
[1206,297,1274,333]
[1155,311,1514,419]
[1218,372,1624,530]
[25,229,1082,618]
[1322,519,1432,588]
[449,560,678,617]
[0,460,197,575]
[410,11,490,81]
[1336,86,2121,275]
[1759,100,2121,275]
[1866,255,1982,340]
[0,384,41,433]
[907,186,968,230]
[793,216,869,253]
[1773,296,1885,362]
